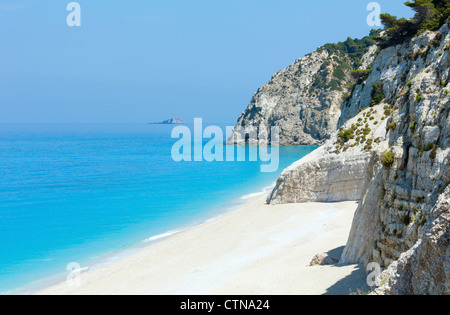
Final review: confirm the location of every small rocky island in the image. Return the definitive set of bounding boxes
[150,118,184,125]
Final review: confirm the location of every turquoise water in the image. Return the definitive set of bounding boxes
[0,123,316,294]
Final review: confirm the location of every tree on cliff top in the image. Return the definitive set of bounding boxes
[378,0,450,47]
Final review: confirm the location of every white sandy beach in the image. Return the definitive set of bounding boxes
[37,195,368,295]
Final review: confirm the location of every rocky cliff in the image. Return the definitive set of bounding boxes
[267,104,389,203]
[371,187,449,295]
[227,32,379,146]
[340,24,450,270]
[265,22,450,294]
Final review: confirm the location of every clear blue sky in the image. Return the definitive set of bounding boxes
[0,0,413,124]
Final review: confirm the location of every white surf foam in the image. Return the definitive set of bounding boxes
[240,182,275,200]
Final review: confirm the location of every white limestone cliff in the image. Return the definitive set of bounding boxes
[267,104,389,204]
[262,23,450,294]
[371,187,449,295]
[226,34,379,146]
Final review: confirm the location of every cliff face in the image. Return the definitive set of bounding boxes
[341,24,450,269]
[372,187,450,295]
[227,35,379,146]
[267,103,389,204]
[265,23,450,293]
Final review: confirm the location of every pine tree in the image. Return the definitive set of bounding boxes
[378,0,450,47]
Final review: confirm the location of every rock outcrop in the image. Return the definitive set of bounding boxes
[371,187,450,295]
[267,104,389,204]
[227,33,379,146]
[309,253,338,266]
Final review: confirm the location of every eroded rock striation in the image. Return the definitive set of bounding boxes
[340,24,450,270]
[371,187,449,295]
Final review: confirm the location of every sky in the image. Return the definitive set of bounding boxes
[0,0,414,124]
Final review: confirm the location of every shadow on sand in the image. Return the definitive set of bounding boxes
[323,246,371,295]
[326,246,345,261]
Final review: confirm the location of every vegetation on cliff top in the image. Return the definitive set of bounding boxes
[379,0,450,48]
[319,29,381,69]
[310,1,450,95]
[308,30,381,94]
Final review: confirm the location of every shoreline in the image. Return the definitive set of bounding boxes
[13,183,276,295]
[36,194,369,295]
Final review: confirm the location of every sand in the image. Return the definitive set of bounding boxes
[37,195,369,295]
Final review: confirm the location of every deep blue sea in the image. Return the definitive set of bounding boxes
[0,123,316,294]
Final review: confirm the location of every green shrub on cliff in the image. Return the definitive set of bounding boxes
[338,128,355,144]
[407,80,413,88]
[351,69,372,84]
[389,121,397,131]
[402,214,411,226]
[425,143,435,151]
[370,82,386,106]
[416,93,423,102]
[333,67,346,81]
[343,92,352,101]
[381,150,395,168]
[320,29,381,69]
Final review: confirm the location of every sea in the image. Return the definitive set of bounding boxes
[0,123,317,294]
